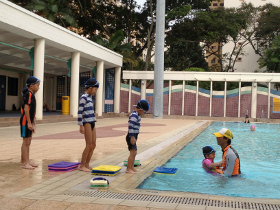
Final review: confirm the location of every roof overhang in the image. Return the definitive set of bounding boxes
[0,0,123,76]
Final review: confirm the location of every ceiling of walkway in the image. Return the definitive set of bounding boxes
[0,28,96,76]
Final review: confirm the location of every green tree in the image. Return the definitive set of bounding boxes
[259,35,280,73]
[26,0,76,27]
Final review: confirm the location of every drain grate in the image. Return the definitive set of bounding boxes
[62,191,280,209]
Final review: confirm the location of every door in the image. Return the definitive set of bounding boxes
[104,68,115,112]
[0,75,6,111]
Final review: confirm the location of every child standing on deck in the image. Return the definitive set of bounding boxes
[126,100,149,174]
[202,146,224,174]
[77,78,99,172]
[20,76,40,170]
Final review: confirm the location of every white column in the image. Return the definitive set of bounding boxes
[268,82,271,119]
[182,81,185,115]
[102,68,106,113]
[96,61,104,117]
[70,52,80,117]
[114,67,121,113]
[196,81,199,116]
[168,80,171,115]
[128,79,132,113]
[141,80,146,100]
[251,82,257,118]
[238,81,241,118]
[33,38,45,120]
[210,81,213,117]
[224,81,227,117]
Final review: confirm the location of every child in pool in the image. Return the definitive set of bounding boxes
[250,125,255,131]
[202,146,224,174]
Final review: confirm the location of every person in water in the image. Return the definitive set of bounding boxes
[213,128,241,176]
[202,146,224,174]
[244,115,250,123]
[250,125,255,131]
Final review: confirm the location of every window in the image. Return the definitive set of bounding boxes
[211,59,216,64]
[8,77,18,96]
[213,3,218,6]
[220,3,224,6]
[237,57,242,62]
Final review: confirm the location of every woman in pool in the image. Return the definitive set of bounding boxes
[202,146,224,174]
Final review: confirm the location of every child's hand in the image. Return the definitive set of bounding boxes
[217,160,224,166]
[80,125,84,134]
[28,122,34,131]
[33,123,36,133]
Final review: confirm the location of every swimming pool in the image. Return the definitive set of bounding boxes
[138,121,280,199]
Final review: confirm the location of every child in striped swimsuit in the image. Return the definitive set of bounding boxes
[77,78,99,172]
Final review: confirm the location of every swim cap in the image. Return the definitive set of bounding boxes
[26,76,40,86]
[136,100,149,112]
[85,78,99,88]
[202,146,216,155]
[213,128,233,139]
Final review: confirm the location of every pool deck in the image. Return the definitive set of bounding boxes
[0,116,280,210]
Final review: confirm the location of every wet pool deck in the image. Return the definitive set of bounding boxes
[0,117,279,210]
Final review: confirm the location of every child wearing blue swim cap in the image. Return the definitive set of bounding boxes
[202,146,224,174]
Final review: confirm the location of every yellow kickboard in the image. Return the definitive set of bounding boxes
[91,165,121,172]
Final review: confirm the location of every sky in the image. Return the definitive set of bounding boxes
[135,0,146,7]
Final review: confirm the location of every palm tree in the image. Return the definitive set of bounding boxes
[94,30,138,68]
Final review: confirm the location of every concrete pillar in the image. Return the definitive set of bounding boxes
[141,80,146,100]
[33,38,45,120]
[128,79,132,113]
[268,82,271,119]
[168,80,171,115]
[182,81,185,115]
[70,52,80,117]
[210,81,213,117]
[224,81,227,117]
[196,81,199,116]
[96,61,104,117]
[251,82,257,118]
[238,81,241,118]
[153,0,166,119]
[114,67,121,113]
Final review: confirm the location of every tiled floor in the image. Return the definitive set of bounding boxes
[0,117,279,210]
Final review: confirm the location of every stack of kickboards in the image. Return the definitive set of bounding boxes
[91,165,121,176]
[90,177,109,188]
[48,161,80,172]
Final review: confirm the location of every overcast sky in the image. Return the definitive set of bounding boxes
[135,0,146,7]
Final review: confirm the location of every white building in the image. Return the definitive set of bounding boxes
[223,0,280,73]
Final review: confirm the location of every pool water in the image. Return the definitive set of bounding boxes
[138,122,280,199]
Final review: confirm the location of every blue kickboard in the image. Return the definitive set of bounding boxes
[48,161,80,168]
[153,167,178,174]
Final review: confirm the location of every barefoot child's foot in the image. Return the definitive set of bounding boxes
[21,164,35,170]
[29,162,38,167]
[78,166,91,172]
[85,166,92,170]
[126,169,136,174]
[132,168,138,172]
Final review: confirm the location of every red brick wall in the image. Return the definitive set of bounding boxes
[198,95,210,116]
[171,92,182,115]
[226,97,238,117]
[212,98,224,117]
[120,86,280,119]
[184,92,196,116]
[240,94,251,117]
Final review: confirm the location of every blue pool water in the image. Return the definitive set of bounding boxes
[138,122,280,199]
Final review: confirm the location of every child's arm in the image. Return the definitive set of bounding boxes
[77,96,86,133]
[209,160,224,168]
[24,104,34,131]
